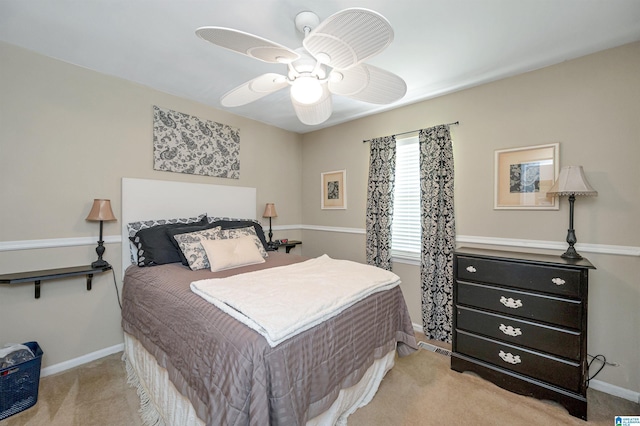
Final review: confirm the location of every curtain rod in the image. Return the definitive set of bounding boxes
[362,121,459,143]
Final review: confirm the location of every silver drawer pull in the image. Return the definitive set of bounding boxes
[499,324,522,337]
[466,266,477,273]
[499,296,523,309]
[499,350,522,365]
[551,277,566,285]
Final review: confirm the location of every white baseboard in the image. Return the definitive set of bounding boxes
[589,379,640,404]
[413,323,639,404]
[40,343,124,377]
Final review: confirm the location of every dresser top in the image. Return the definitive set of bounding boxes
[455,247,595,270]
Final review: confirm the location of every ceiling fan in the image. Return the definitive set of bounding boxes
[196,8,407,126]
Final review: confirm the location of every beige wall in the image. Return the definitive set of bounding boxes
[0,42,302,367]
[1,39,638,397]
[301,42,640,394]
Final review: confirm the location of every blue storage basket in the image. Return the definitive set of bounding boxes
[0,341,43,420]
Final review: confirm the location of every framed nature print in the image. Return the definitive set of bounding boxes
[321,170,347,209]
[494,143,559,210]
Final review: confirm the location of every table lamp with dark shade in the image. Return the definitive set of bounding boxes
[262,203,277,244]
[86,199,117,268]
[547,166,597,259]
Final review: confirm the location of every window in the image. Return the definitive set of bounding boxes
[391,135,421,263]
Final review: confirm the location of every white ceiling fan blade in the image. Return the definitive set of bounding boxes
[221,73,288,107]
[329,64,406,104]
[303,8,393,70]
[196,27,300,64]
[290,84,332,125]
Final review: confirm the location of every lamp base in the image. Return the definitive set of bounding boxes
[561,225,582,260]
[561,246,583,260]
[91,259,111,269]
[92,237,109,269]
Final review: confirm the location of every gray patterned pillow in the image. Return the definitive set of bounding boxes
[126,213,207,264]
[207,218,269,252]
[173,227,222,271]
[127,213,207,238]
[218,226,268,258]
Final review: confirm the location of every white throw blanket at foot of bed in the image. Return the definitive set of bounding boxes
[190,254,400,347]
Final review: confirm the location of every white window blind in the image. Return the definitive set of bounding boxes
[392,135,421,261]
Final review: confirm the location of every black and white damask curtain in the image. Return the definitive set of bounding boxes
[365,136,396,271]
[419,125,456,342]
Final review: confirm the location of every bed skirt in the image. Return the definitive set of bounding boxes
[123,332,396,425]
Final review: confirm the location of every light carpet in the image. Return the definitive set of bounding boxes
[1,343,637,425]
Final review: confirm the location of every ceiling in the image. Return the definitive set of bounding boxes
[2,1,639,134]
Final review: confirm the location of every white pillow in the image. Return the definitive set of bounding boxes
[218,226,269,258]
[201,236,265,272]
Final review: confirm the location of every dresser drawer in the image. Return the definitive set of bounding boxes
[456,330,582,392]
[456,282,582,329]
[456,256,582,298]
[456,306,581,360]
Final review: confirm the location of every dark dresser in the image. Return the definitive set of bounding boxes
[451,248,595,420]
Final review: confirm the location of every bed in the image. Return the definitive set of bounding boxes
[120,178,417,425]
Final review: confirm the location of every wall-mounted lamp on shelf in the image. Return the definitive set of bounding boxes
[86,199,117,268]
[547,166,597,259]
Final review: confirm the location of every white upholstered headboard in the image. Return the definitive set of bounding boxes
[121,178,257,274]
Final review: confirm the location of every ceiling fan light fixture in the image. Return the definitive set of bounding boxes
[291,84,332,125]
[291,76,323,104]
[199,8,405,125]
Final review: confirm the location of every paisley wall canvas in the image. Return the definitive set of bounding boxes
[153,105,240,179]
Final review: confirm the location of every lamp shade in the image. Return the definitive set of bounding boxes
[86,199,117,221]
[547,166,597,197]
[262,203,277,218]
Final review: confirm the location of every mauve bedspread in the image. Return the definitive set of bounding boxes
[121,252,417,426]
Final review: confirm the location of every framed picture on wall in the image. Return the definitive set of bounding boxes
[494,143,560,210]
[321,170,347,209]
